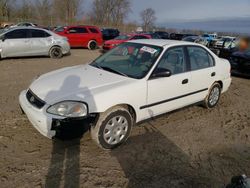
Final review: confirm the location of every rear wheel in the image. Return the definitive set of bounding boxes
[49,46,63,59]
[88,40,97,50]
[91,106,133,149]
[204,83,221,108]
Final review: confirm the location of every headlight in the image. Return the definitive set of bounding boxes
[47,101,88,118]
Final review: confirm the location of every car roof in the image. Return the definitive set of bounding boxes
[67,25,98,28]
[0,27,50,35]
[7,27,45,31]
[128,39,198,47]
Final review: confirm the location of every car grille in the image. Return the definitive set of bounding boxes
[26,90,45,109]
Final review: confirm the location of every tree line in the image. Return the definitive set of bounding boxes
[0,0,157,32]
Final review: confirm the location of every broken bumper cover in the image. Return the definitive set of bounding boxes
[19,90,96,139]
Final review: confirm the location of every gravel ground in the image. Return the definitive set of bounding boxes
[0,49,249,188]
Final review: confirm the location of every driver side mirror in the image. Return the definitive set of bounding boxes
[151,69,172,79]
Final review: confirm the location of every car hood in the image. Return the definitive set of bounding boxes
[29,64,131,104]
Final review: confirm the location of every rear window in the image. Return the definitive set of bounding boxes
[89,28,99,33]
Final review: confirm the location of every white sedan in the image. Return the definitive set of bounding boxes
[19,40,231,149]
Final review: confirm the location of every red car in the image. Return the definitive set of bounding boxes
[102,33,152,51]
[55,25,103,50]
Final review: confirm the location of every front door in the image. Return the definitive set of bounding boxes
[145,46,192,118]
[2,29,30,57]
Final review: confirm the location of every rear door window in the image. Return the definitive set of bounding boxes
[187,46,215,71]
[30,29,51,38]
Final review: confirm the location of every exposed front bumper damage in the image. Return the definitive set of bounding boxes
[19,90,97,139]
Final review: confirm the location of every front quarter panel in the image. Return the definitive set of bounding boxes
[62,79,148,123]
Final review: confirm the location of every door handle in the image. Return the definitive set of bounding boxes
[182,79,189,84]
[211,72,216,77]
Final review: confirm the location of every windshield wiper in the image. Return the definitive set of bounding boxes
[100,66,128,77]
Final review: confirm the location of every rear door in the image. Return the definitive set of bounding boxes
[28,29,52,55]
[186,46,216,102]
[1,29,30,57]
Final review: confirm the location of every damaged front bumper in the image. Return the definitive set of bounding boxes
[19,90,97,139]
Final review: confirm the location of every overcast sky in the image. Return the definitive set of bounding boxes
[84,0,250,23]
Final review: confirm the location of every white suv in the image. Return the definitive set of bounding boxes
[19,40,231,149]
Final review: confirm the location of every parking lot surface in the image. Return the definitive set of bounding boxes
[0,49,249,188]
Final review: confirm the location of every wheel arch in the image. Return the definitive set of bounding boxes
[215,80,223,89]
[87,39,97,46]
[49,45,62,53]
[99,103,137,124]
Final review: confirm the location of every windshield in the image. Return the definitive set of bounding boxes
[91,42,163,79]
[114,35,130,40]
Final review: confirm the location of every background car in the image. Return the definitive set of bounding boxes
[209,37,239,58]
[55,25,103,50]
[170,33,197,40]
[9,22,37,28]
[0,27,70,59]
[102,33,152,51]
[101,28,120,41]
[154,31,169,39]
[230,49,250,77]
[213,36,236,48]
[182,36,208,46]
[141,32,161,39]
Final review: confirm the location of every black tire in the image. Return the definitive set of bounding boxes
[91,106,133,149]
[88,40,97,50]
[49,46,63,59]
[204,83,221,108]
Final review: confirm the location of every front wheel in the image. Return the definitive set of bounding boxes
[204,83,221,108]
[91,106,133,149]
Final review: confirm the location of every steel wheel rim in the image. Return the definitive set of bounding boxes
[209,87,220,106]
[103,115,129,145]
